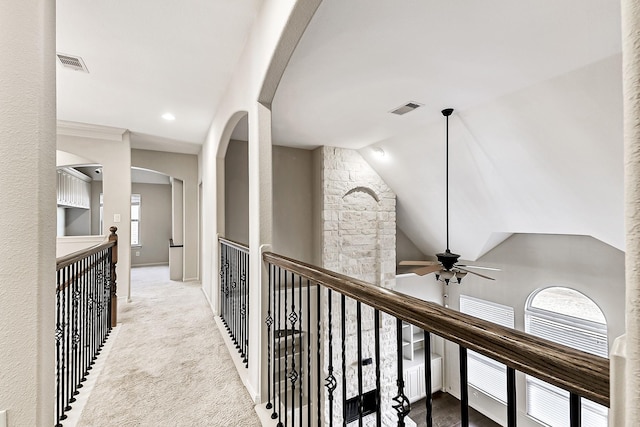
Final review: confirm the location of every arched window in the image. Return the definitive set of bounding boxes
[525,287,608,427]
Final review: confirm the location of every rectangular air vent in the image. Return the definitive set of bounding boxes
[56,53,89,73]
[390,101,423,115]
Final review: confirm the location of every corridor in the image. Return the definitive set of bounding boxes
[72,266,260,427]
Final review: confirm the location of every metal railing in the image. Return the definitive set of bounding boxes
[263,251,609,427]
[54,227,118,426]
[219,237,250,368]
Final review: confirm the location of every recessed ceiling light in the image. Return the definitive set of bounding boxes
[372,147,386,157]
[162,113,175,121]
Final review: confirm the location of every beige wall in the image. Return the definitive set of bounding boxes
[440,233,624,426]
[273,145,314,263]
[224,140,249,245]
[131,183,172,266]
[131,149,198,281]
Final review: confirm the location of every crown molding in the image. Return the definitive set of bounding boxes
[57,120,128,142]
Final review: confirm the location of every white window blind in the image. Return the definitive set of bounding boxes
[460,295,514,403]
[131,194,140,246]
[525,288,608,427]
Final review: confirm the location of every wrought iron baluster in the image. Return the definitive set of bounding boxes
[507,367,516,427]
[357,301,363,427]
[307,278,311,427]
[289,272,299,427]
[424,331,433,427]
[341,294,346,427]
[245,250,249,367]
[276,266,283,427]
[55,269,63,427]
[316,283,322,425]
[374,310,381,427]
[266,263,274,412]
[65,262,72,412]
[283,270,290,427]
[570,393,581,427]
[392,318,410,427]
[459,346,469,427]
[298,275,303,424]
[325,290,336,427]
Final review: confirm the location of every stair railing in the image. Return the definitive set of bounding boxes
[54,226,118,426]
[263,251,609,427]
[219,236,250,368]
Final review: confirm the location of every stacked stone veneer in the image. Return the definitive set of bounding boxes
[319,146,398,426]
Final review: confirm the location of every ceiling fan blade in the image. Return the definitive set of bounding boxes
[457,264,501,271]
[399,260,439,266]
[411,265,442,276]
[457,267,495,280]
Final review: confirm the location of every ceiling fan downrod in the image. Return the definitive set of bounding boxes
[442,108,454,252]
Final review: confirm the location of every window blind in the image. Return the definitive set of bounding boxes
[460,295,514,403]
[525,293,608,427]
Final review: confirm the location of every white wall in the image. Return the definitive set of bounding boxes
[441,233,624,426]
[57,125,133,302]
[200,0,322,402]
[0,1,56,424]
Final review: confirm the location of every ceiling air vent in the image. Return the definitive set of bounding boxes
[390,101,423,115]
[56,53,89,73]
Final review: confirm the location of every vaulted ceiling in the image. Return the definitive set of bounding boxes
[56,0,625,260]
[272,0,624,260]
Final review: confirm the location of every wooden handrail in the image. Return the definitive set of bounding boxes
[56,239,116,271]
[56,227,118,327]
[263,251,610,407]
[219,236,249,253]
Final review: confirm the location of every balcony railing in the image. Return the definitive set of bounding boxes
[262,251,609,427]
[54,227,118,426]
[219,237,250,368]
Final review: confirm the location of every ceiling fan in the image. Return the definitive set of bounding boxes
[399,108,498,284]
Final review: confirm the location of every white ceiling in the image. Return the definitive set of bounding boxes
[272,0,624,259]
[56,0,625,261]
[56,0,263,151]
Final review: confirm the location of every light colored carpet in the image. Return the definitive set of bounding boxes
[76,266,261,427]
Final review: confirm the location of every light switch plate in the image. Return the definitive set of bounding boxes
[0,409,7,427]
[113,214,121,223]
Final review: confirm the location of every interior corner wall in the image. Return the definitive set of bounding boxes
[396,225,428,263]
[131,149,198,281]
[441,233,624,426]
[273,145,314,263]
[131,183,171,266]
[56,132,132,302]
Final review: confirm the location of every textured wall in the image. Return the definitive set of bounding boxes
[319,146,397,426]
[622,0,640,425]
[0,1,56,424]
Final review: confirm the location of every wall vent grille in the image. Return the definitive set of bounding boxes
[390,101,423,115]
[56,53,89,73]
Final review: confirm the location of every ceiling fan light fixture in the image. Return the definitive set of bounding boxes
[455,270,467,283]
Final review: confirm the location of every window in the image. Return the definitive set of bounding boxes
[131,194,140,246]
[525,287,608,427]
[99,193,141,246]
[459,295,514,403]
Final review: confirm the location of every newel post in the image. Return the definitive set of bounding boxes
[109,226,118,327]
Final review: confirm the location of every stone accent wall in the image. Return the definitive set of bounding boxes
[319,146,398,426]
